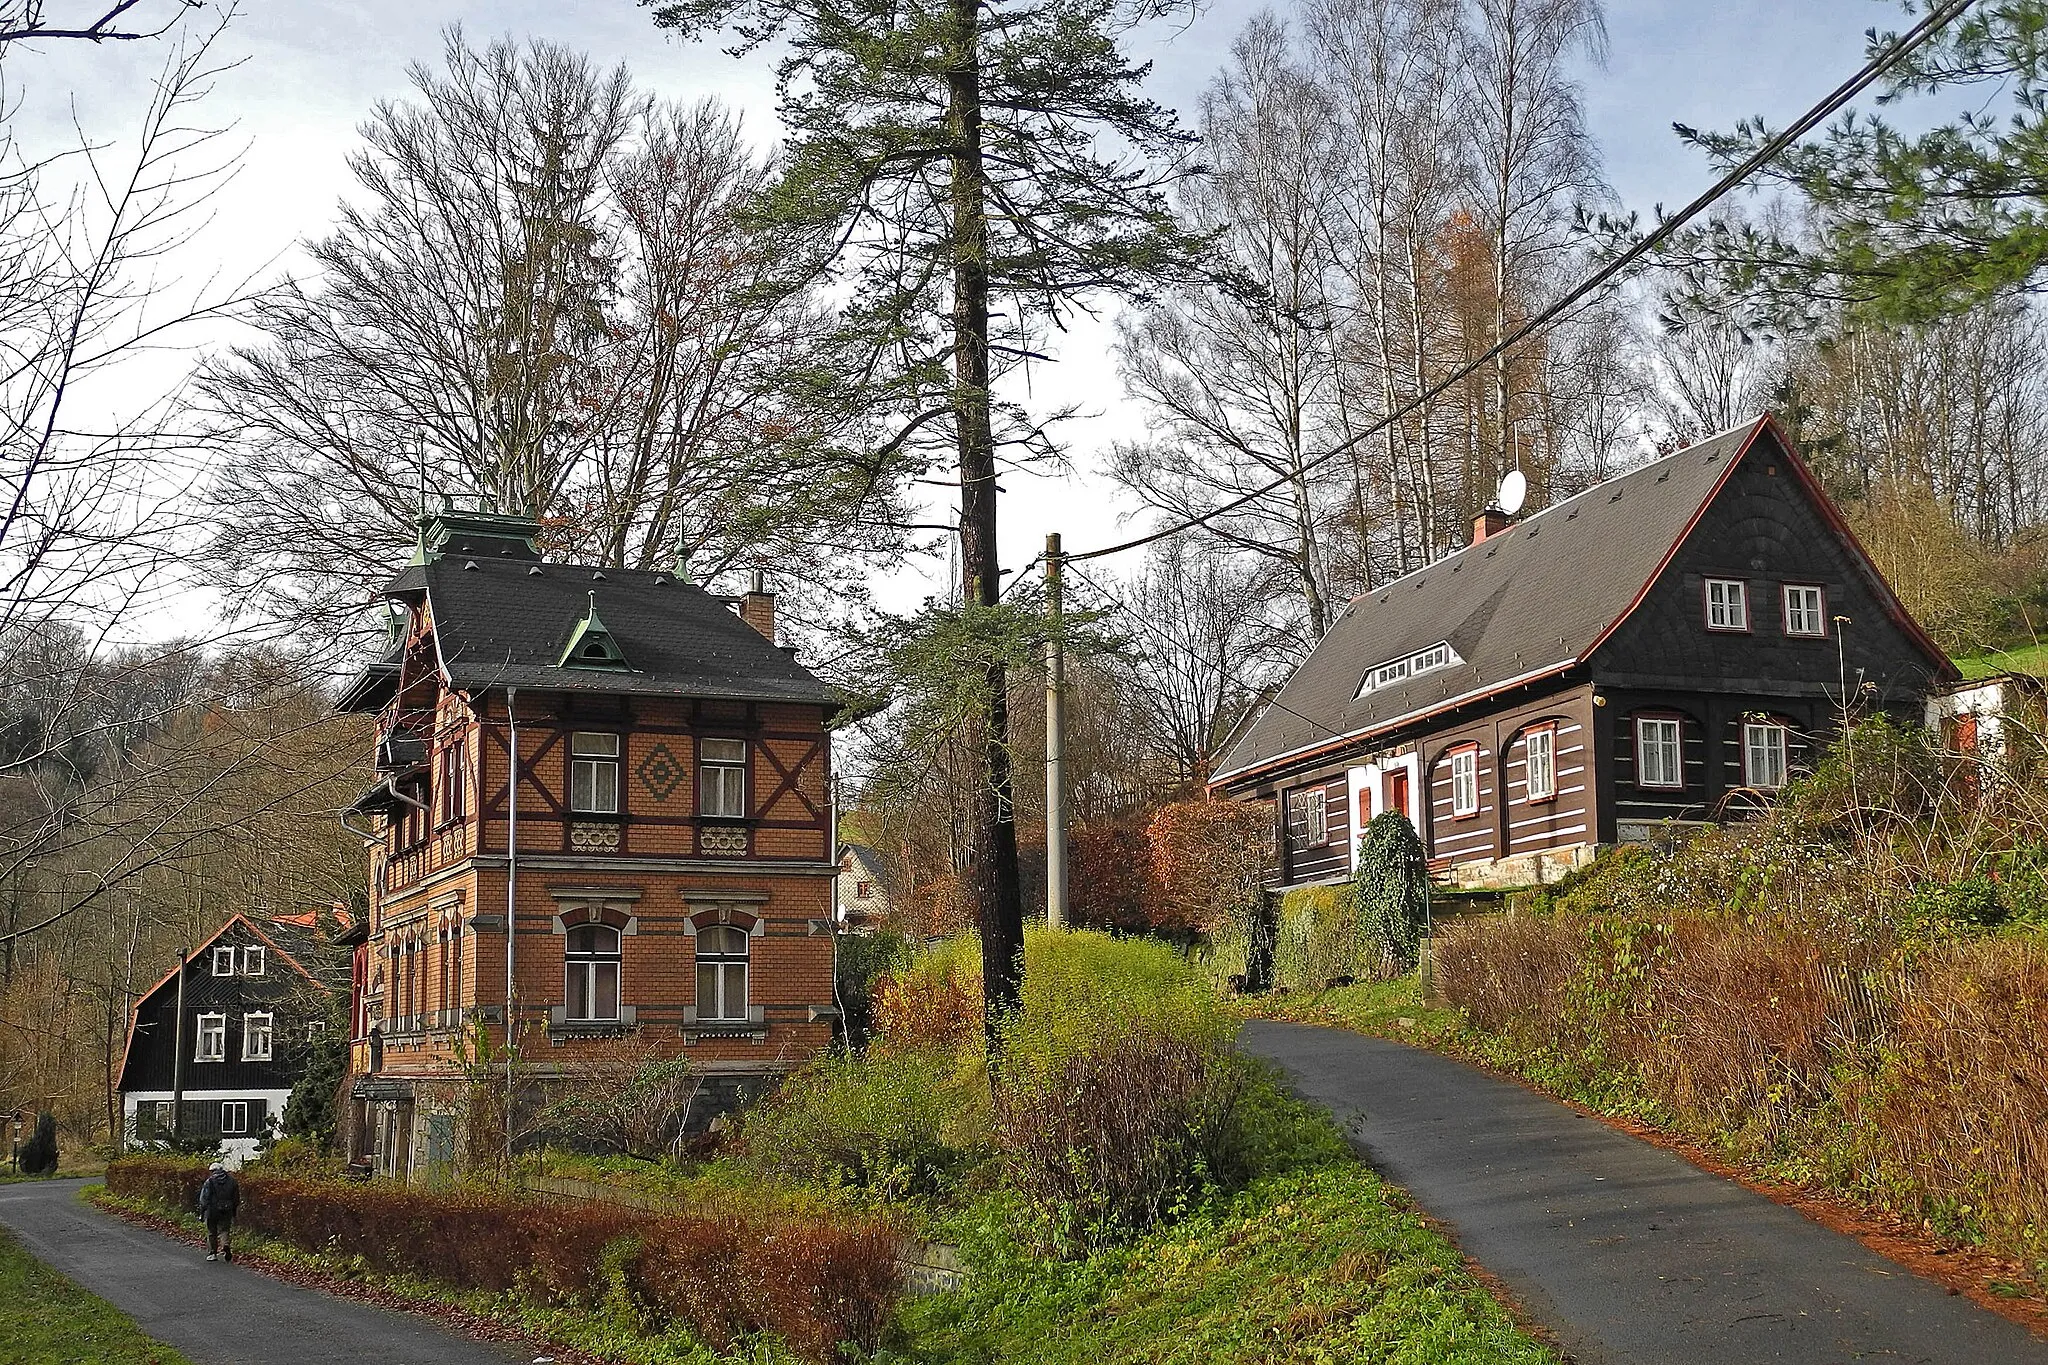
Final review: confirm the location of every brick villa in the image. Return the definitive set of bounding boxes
[337,511,839,1178]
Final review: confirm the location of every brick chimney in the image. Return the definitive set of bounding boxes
[1471,505,1512,545]
[739,568,777,644]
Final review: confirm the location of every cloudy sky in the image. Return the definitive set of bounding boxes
[20,0,1912,620]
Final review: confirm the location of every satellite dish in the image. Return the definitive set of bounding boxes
[1497,468,1528,517]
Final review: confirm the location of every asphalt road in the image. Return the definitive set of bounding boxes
[1240,1020,2048,1365]
[0,1177,526,1365]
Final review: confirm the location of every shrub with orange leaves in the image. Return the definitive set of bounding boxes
[1145,798,1274,936]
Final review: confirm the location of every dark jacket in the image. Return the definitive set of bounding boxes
[197,1170,239,1219]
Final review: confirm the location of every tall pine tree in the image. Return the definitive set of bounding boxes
[646,0,1208,1039]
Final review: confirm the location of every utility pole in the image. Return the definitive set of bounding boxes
[1045,532,1068,929]
[171,948,188,1142]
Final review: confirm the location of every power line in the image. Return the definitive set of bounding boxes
[1061,558,1352,754]
[1067,0,1983,565]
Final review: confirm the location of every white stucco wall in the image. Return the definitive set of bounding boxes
[121,1088,292,1168]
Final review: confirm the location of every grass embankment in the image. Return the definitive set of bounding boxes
[898,1163,1549,1365]
[1239,835,2048,1308]
[0,1225,195,1365]
[105,930,1559,1364]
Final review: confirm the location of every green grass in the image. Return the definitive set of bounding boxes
[891,1163,1555,1365]
[1955,641,2048,681]
[1232,974,1466,1046]
[0,1224,195,1365]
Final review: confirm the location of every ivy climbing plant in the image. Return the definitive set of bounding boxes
[1350,812,1430,973]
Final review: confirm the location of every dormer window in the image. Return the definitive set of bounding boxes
[558,592,630,670]
[1356,641,1462,698]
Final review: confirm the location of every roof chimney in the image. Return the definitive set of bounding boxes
[739,569,776,644]
[1471,505,1512,546]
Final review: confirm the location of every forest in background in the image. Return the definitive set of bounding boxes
[8,0,2048,1137]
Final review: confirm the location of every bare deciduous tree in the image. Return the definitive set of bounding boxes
[199,31,905,646]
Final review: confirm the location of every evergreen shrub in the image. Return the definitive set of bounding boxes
[16,1113,56,1175]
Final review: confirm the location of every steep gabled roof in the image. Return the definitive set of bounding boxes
[370,558,837,708]
[1212,416,1950,787]
[116,913,327,1092]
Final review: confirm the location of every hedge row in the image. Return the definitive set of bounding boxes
[105,1157,901,1359]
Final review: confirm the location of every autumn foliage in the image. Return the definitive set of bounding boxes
[1143,799,1273,935]
[103,1158,904,1359]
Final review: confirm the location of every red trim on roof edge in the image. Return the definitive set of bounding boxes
[1210,414,1956,795]
[115,912,327,1095]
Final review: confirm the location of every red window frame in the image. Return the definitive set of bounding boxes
[1781,583,1828,638]
[1446,743,1480,818]
[1703,577,1750,633]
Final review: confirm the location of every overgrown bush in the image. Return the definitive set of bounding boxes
[1271,885,1364,991]
[734,1047,990,1199]
[833,929,910,1048]
[800,929,1274,1245]
[871,934,982,1052]
[993,1025,1249,1244]
[103,1157,905,1359]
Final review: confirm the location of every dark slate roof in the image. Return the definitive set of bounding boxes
[389,558,835,706]
[1213,419,1771,785]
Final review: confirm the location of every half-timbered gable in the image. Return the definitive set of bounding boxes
[336,512,841,1180]
[1213,417,1955,889]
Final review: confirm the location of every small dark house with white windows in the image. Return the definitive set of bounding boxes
[118,913,336,1165]
[1211,416,1957,890]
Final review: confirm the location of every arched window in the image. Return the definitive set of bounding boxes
[565,923,621,1021]
[696,924,749,1021]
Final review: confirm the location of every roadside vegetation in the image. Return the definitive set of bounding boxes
[0,1225,194,1365]
[103,930,1556,1364]
[1246,719,2048,1298]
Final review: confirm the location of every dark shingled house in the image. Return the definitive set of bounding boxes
[1210,416,1956,890]
[336,511,840,1179]
[118,913,337,1165]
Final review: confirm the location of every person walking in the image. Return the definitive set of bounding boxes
[197,1161,239,1263]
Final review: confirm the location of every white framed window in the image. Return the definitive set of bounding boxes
[220,1101,249,1135]
[1306,788,1329,845]
[696,924,750,1022]
[1524,727,1556,802]
[1635,717,1684,789]
[1356,641,1463,697]
[141,1099,174,1138]
[212,946,235,976]
[565,923,622,1022]
[1743,721,1789,790]
[195,1013,226,1062]
[569,732,621,814]
[699,738,747,818]
[242,1012,274,1061]
[242,945,265,977]
[1705,578,1749,631]
[1449,746,1479,818]
[1783,584,1826,637]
